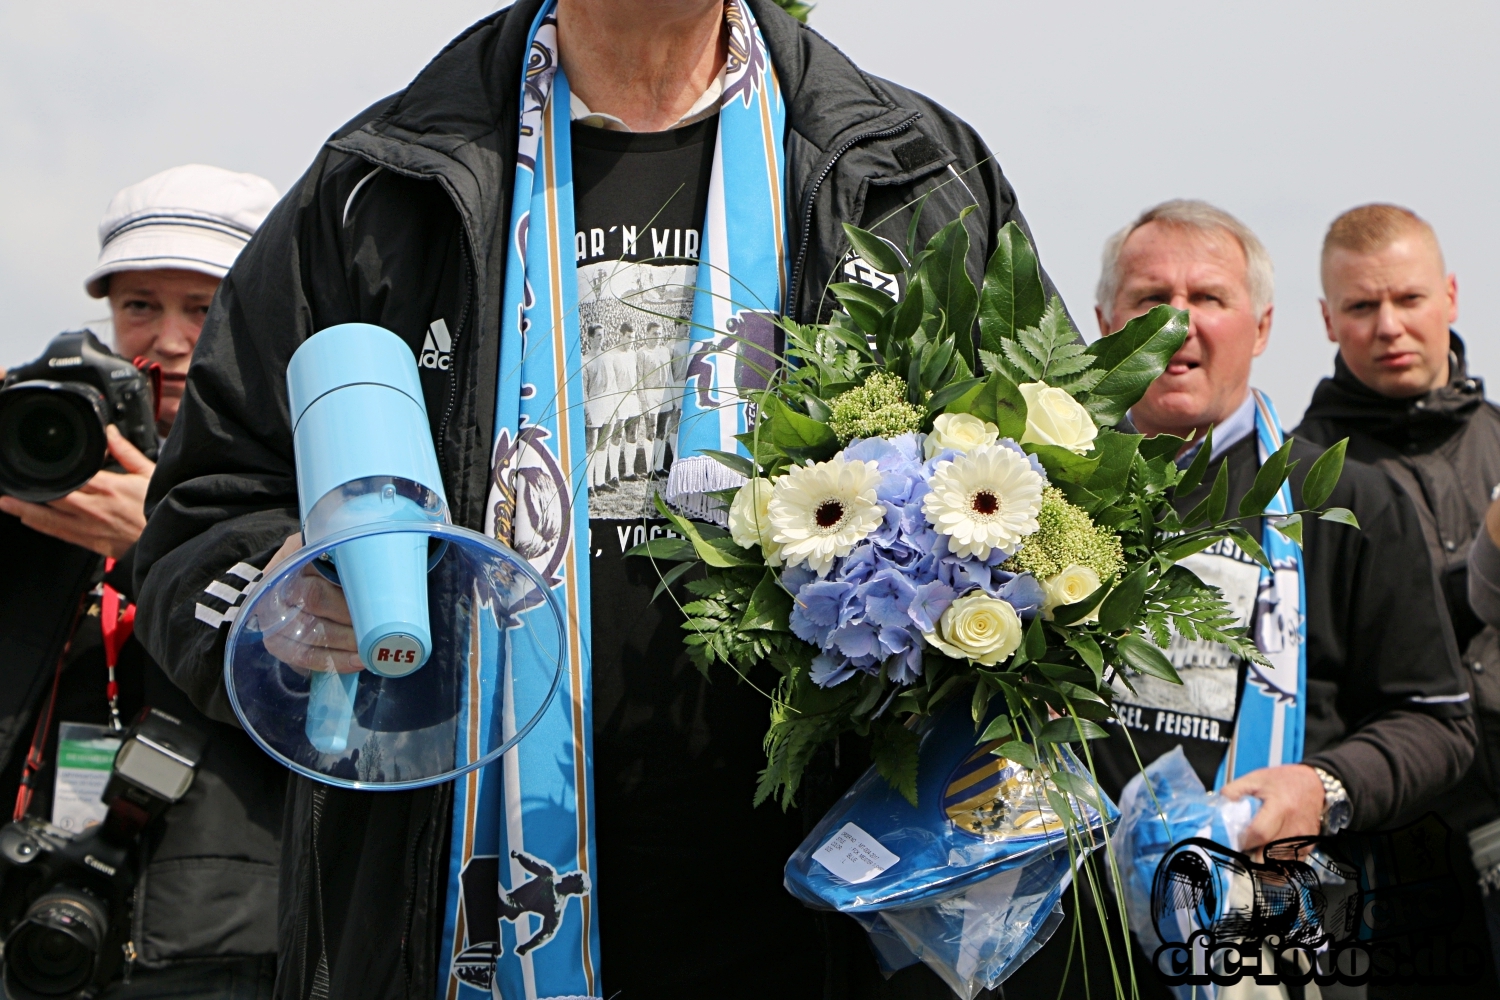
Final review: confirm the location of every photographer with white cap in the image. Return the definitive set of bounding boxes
[0,165,285,999]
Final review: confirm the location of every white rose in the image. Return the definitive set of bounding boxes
[727,478,782,565]
[1019,381,1098,455]
[924,591,1023,666]
[923,412,1000,459]
[1041,565,1103,621]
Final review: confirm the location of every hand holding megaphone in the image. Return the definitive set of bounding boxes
[259,532,362,675]
[223,323,566,789]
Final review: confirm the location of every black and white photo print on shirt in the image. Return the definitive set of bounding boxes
[1111,538,1262,765]
[570,114,716,521]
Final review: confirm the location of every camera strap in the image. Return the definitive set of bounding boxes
[13,591,88,822]
[11,560,136,822]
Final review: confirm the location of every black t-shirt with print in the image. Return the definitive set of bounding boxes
[573,117,825,996]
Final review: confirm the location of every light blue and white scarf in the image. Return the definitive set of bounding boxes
[1214,388,1307,786]
[437,4,787,997]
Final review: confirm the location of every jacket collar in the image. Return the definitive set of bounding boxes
[1303,331,1485,445]
[326,0,929,262]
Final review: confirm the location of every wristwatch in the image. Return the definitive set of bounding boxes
[1312,766,1352,836]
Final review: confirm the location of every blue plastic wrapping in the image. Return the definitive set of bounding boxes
[1114,747,1260,1000]
[785,698,1119,997]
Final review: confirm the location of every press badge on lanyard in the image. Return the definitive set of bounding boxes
[51,722,121,832]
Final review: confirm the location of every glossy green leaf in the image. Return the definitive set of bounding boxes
[841,222,905,276]
[760,394,838,455]
[978,715,1014,743]
[964,371,1028,440]
[1238,438,1296,518]
[1087,429,1143,494]
[1027,443,1101,485]
[649,561,695,603]
[741,570,792,632]
[624,536,697,562]
[1206,461,1230,524]
[1097,566,1150,633]
[922,214,979,371]
[1037,717,1110,743]
[1271,513,1304,546]
[977,221,1046,353]
[971,674,995,725]
[1052,583,1109,627]
[1158,532,1222,564]
[1116,634,1182,684]
[651,493,757,568]
[829,282,895,336]
[926,377,986,415]
[1226,526,1271,570]
[1320,507,1360,528]
[1081,305,1189,425]
[996,740,1039,769]
[1065,633,1105,677]
[1051,769,1103,810]
[700,448,756,478]
[1175,427,1214,495]
[1139,433,1191,462]
[1302,438,1348,510]
[1024,615,1047,662]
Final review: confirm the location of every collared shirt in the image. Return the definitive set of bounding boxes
[1128,391,1258,471]
[570,70,724,132]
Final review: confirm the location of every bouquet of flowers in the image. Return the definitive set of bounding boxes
[634,211,1350,811]
[631,211,1351,992]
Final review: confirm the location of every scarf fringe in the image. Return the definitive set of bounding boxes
[664,455,745,525]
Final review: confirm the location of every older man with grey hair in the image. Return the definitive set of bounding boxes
[1003,199,1475,999]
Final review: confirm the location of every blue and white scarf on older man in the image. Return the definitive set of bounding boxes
[436,2,787,997]
[1214,388,1307,784]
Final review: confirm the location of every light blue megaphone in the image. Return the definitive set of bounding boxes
[223,323,564,789]
[288,324,444,755]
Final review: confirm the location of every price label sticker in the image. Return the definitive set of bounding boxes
[813,821,900,885]
[52,722,120,833]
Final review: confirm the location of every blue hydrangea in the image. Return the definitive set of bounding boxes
[781,432,1049,688]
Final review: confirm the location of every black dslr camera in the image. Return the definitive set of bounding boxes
[0,709,204,1000]
[0,330,160,502]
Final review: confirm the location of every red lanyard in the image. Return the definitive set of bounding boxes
[12,560,135,822]
[100,558,135,732]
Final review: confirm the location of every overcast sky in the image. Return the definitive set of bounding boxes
[3,0,1495,422]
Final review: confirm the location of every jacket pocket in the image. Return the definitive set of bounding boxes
[133,856,279,966]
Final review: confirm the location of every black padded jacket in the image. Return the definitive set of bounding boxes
[132,2,1060,997]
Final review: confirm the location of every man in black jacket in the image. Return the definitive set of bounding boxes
[1297,203,1500,995]
[1003,199,1475,999]
[0,166,285,998]
[130,2,1059,997]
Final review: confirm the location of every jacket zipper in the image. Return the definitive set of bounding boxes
[435,231,476,492]
[785,113,920,318]
[343,153,479,498]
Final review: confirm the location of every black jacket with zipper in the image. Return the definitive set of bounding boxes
[132,3,1059,997]
[1297,332,1500,834]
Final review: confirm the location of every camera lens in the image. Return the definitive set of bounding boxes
[0,384,109,503]
[4,887,108,998]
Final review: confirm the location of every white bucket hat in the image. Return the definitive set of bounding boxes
[85,164,279,298]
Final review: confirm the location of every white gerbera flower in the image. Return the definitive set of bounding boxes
[923,444,1045,559]
[768,456,885,576]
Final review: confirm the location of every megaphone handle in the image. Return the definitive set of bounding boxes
[306,670,359,755]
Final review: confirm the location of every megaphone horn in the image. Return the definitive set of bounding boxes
[224,324,563,789]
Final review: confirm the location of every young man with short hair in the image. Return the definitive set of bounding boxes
[1298,203,1500,993]
[1003,199,1474,998]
